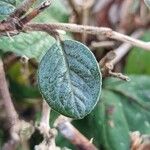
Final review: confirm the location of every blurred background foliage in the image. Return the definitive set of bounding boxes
[0,0,150,150]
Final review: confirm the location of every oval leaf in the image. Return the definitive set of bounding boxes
[38,40,102,119]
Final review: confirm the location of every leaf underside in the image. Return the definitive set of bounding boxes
[38,40,102,119]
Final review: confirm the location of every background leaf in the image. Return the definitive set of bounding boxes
[0,0,71,61]
[105,76,150,133]
[65,75,150,150]
[0,32,55,61]
[7,62,40,101]
[125,31,150,75]
[33,0,69,23]
[38,40,102,119]
[90,90,130,150]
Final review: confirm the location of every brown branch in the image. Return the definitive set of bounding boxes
[35,101,60,150]
[20,0,52,25]
[0,0,51,34]
[0,59,18,126]
[25,23,112,36]
[38,100,51,138]
[55,116,98,150]
[81,0,94,42]
[91,41,115,48]
[10,0,37,18]
[99,29,144,80]
[25,23,150,50]
[67,0,80,16]
[0,59,34,150]
[111,29,144,65]
[0,58,20,150]
[0,18,20,33]
[130,131,150,150]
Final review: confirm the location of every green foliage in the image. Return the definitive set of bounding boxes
[0,0,15,20]
[0,129,4,148]
[125,31,150,75]
[90,75,150,148]
[38,40,102,119]
[0,0,15,15]
[91,90,130,150]
[44,45,150,150]
[0,0,150,149]
[68,75,150,150]
[61,148,72,150]
[0,32,55,61]
[7,63,40,101]
[34,0,69,23]
[0,0,70,61]
[56,133,75,150]
[105,76,150,133]
[3,0,16,4]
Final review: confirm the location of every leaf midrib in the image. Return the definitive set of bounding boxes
[59,41,82,117]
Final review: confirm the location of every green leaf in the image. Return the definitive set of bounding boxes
[0,0,15,15]
[0,32,55,60]
[3,0,16,5]
[61,147,72,150]
[7,62,40,101]
[72,75,150,150]
[0,0,71,60]
[34,0,69,23]
[105,76,150,133]
[0,0,15,20]
[38,40,102,119]
[93,90,130,150]
[125,31,150,75]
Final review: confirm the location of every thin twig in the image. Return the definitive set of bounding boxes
[0,59,34,150]
[91,41,115,48]
[25,23,150,50]
[35,101,59,150]
[111,29,144,65]
[67,0,79,16]
[130,131,150,150]
[41,101,50,127]
[81,0,95,42]
[0,0,52,34]
[25,23,112,35]
[99,29,144,80]
[38,100,51,138]
[0,58,19,150]
[10,0,37,18]
[54,116,98,150]
[0,59,18,126]
[20,0,52,25]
